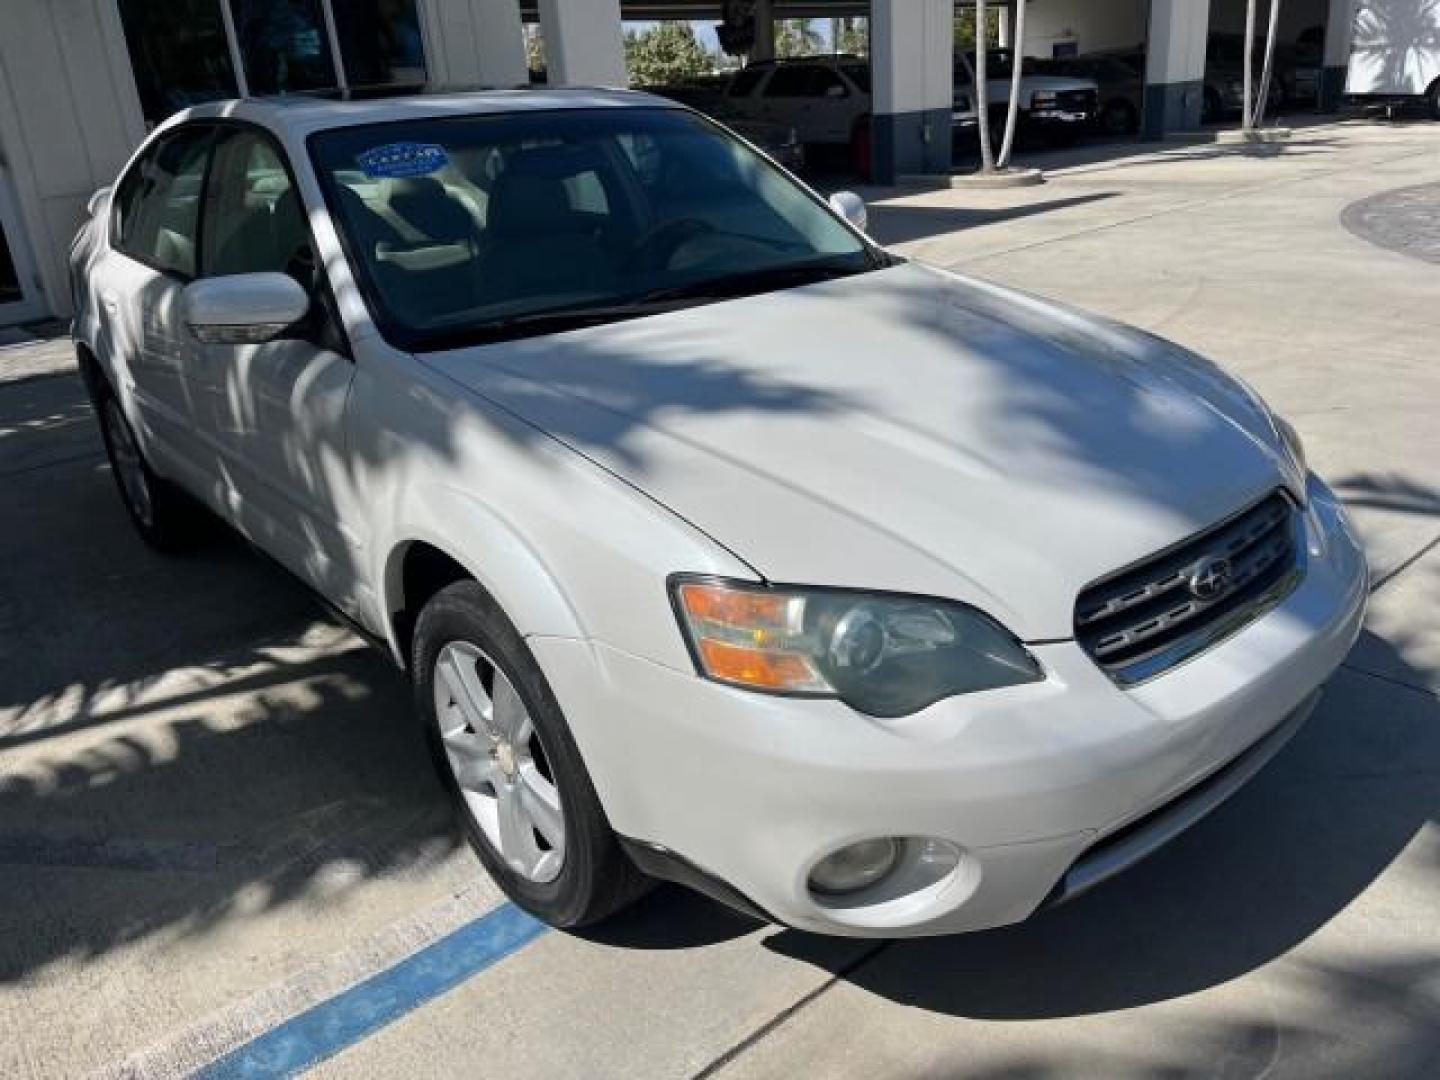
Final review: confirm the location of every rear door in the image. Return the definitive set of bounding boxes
[97,124,218,491]
[192,124,362,611]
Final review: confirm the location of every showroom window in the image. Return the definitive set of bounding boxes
[118,0,427,124]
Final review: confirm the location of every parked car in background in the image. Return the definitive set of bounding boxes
[642,82,806,172]
[1346,0,1440,118]
[723,56,872,164]
[955,50,1100,144]
[1035,53,1144,137]
[1204,33,1286,121]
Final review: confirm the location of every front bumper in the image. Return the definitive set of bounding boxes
[533,477,1367,937]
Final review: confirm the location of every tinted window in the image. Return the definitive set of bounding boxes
[810,68,847,97]
[232,0,337,95]
[202,129,314,283]
[763,66,814,96]
[116,0,239,124]
[114,127,215,277]
[332,0,426,86]
[727,68,766,97]
[310,108,874,350]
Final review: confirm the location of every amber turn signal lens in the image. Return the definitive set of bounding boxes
[678,582,792,631]
[698,639,817,690]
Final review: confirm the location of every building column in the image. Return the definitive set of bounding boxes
[471,0,530,87]
[1142,0,1211,139]
[1318,0,1355,112]
[536,0,626,87]
[751,0,775,62]
[871,0,954,183]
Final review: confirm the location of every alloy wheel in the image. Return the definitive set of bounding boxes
[432,640,566,883]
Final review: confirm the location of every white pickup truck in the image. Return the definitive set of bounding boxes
[954,50,1100,141]
[1345,0,1440,117]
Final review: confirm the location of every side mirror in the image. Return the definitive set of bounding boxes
[828,191,868,232]
[182,272,310,345]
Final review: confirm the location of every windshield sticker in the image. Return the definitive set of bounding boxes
[357,142,449,179]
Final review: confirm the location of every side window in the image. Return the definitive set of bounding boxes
[809,68,847,98]
[202,129,314,285]
[763,66,813,97]
[726,68,766,97]
[113,126,214,277]
[842,66,871,94]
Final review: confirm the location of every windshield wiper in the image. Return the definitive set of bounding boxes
[417,297,700,350]
[414,259,885,351]
[635,259,874,305]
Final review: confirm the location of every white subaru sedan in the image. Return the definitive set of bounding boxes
[71,89,1367,937]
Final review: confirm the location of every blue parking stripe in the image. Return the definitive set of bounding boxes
[196,903,548,1078]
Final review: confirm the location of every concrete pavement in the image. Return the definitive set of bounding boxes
[1,117,1437,1078]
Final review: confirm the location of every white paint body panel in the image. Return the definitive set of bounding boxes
[70,90,1368,936]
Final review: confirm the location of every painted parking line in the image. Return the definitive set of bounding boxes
[195,902,547,1078]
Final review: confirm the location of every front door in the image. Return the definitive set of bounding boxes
[192,124,361,612]
[0,145,44,325]
[97,124,219,491]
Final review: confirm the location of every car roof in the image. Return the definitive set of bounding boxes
[164,85,683,141]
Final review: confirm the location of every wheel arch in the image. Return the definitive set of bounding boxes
[382,512,586,674]
[73,340,108,403]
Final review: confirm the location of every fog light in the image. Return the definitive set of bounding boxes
[807,838,899,896]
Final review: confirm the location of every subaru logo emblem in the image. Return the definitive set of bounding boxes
[1189,555,1233,601]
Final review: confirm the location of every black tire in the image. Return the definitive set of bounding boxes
[94,382,209,552]
[412,580,650,928]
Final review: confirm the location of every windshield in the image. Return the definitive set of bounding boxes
[309,107,878,350]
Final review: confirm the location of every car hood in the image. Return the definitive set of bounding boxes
[423,262,1299,640]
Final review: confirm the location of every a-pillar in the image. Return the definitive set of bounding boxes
[871,0,954,183]
[536,0,627,87]
[1142,0,1211,139]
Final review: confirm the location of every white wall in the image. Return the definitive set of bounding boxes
[537,0,627,86]
[1019,0,1149,57]
[420,0,529,87]
[0,0,147,319]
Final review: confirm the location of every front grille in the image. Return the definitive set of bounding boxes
[1075,491,1303,685]
[1057,88,1097,112]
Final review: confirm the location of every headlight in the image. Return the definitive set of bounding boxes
[670,578,1043,718]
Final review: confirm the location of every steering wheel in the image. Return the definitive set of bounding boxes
[623,217,717,270]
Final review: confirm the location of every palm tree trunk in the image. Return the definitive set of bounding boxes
[997,0,1028,169]
[1252,0,1283,128]
[1242,0,1258,132]
[974,0,995,171]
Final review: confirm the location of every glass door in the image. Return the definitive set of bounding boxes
[0,149,44,325]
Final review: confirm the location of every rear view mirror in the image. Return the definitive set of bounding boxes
[828,191,868,232]
[182,273,310,345]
